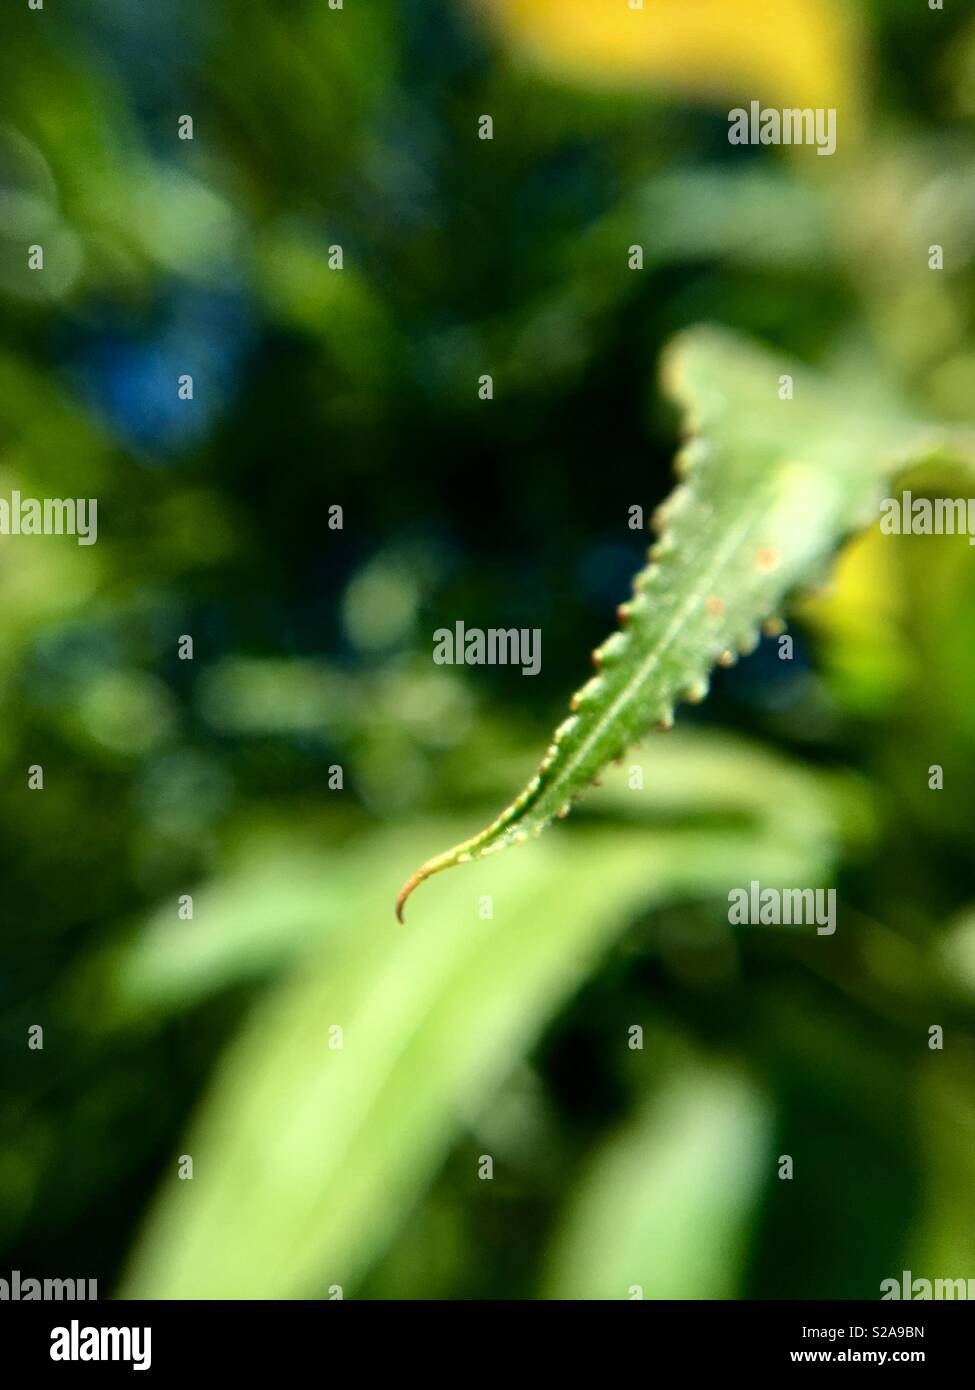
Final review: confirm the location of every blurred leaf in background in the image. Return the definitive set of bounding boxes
[116,733,854,1297]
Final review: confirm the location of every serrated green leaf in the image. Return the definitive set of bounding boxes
[397,325,967,919]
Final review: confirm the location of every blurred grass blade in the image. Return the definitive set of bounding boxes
[121,808,821,1299]
[544,1062,771,1300]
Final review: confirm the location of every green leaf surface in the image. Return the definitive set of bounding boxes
[398,325,952,919]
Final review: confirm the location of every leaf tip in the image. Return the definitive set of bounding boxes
[395,838,476,921]
[395,858,440,922]
[395,856,431,922]
[394,877,415,924]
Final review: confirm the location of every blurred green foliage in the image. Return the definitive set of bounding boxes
[2,0,975,1300]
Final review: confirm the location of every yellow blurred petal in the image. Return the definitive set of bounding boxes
[797,526,902,642]
[480,0,861,120]
[796,527,911,707]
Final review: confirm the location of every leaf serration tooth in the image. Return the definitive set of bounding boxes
[553,715,579,744]
[593,631,628,669]
[570,676,604,712]
[682,676,709,704]
[674,437,709,479]
[648,534,676,562]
